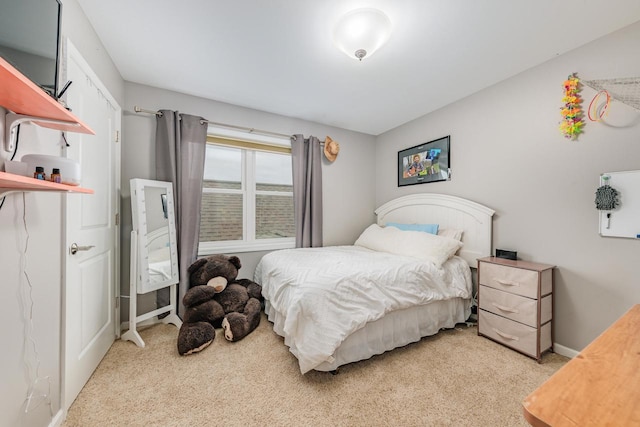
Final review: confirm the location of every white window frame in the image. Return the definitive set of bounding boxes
[198,126,295,255]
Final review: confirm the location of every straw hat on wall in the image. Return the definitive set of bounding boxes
[324,136,340,162]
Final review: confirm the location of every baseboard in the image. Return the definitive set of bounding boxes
[553,342,579,359]
[49,409,64,427]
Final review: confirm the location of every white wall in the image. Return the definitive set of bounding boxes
[120,82,376,315]
[375,22,640,353]
[0,126,64,427]
[0,1,124,425]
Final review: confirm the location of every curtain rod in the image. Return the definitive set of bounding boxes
[133,105,294,140]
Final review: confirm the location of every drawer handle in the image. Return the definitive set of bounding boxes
[492,328,519,341]
[492,302,519,314]
[496,279,519,287]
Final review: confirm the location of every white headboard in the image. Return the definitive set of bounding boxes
[375,194,495,267]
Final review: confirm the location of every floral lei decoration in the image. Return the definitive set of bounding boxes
[559,73,584,140]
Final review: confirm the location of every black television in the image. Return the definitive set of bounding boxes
[0,0,63,99]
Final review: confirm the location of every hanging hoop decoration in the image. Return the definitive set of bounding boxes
[559,73,584,140]
[587,90,611,122]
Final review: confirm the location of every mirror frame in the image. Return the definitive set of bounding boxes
[130,178,179,294]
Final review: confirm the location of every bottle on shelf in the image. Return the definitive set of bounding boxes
[50,168,61,183]
[34,166,46,180]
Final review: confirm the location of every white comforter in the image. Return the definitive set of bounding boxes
[255,246,472,373]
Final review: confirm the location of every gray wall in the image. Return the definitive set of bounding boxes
[121,82,376,316]
[0,0,124,425]
[375,22,640,353]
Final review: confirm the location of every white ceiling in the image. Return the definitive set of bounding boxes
[76,0,640,136]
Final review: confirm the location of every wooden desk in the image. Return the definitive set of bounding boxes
[522,304,640,426]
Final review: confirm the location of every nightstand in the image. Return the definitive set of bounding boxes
[477,257,554,362]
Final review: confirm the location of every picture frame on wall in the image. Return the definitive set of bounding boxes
[397,135,451,187]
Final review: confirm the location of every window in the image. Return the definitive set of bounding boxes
[198,131,295,254]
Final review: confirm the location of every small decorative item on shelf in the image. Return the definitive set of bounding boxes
[34,166,46,180]
[50,168,61,183]
[22,154,80,186]
[559,73,584,140]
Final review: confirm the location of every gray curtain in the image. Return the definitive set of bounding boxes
[291,134,323,248]
[156,110,207,316]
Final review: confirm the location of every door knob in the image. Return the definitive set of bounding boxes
[70,243,95,255]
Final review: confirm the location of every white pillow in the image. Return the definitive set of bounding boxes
[354,224,463,267]
[437,228,464,241]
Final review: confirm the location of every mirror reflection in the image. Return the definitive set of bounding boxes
[144,186,172,284]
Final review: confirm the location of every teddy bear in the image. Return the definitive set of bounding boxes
[176,254,263,356]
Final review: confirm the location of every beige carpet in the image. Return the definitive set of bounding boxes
[63,313,567,426]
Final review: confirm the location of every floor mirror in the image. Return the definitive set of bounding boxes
[121,178,182,347]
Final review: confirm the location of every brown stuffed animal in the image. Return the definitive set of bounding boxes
[188,254,242,292]
[222,298,262,341]
[177,254,263,355]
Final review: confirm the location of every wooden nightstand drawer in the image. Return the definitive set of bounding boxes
[479,262,539,298]
[479,285,538,327]
[479,310,551,357]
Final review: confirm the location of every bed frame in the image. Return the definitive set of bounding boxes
[266,193,495,372]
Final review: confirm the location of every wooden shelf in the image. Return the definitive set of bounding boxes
[0,57,94,134]
[0,171,93,195]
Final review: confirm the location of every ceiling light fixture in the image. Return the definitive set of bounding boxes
[333,8,392,61]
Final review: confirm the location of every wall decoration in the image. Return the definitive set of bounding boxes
[559,73,584,140]
[583,76,640,112]
[398,135,450,187]
[587,90,611,122]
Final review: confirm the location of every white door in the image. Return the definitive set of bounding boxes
[63,41,120,409]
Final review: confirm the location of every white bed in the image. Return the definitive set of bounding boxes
[255,194,495,373]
